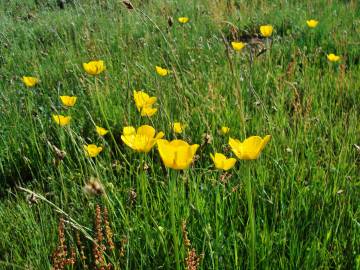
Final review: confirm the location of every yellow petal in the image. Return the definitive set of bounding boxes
[221,126,230,134]
[174,144,198,170]
[121,134,136,149]
[306,19,318,28]
[122,125,161,153]
[134,91,157,114]
[260,25,273,37]
[327,54,340,62]
[156,66,168,76]
[178,17,189,24]
[157,139,198,170]
[260,135,271,151]
[96,126,108,136]
[22,76,39,87]
[133,134,151,152]
[84,144,102,157]
[52,114,71,126]
[147,97,157,106]
[60,96,77,107]
[170,139,189,147]
[123,126,136,136]
[157,139,175,168]
[231,42,246,51]
[141,106,157,117]
[137,125,156,138]
[229,137,241,157]
[211,153,225,169]
[211,153,236,170]
[134,91,150,110]
[173,122,184,133]
[241,136,263,159]
[155,131,165,140]
[229,135,270,160]
[223,158,236,170]
[144,131,164,153]
[174,145,191,169]
[83,60,105,75]
[189,144,199,157]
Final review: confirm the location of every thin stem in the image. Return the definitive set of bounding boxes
[220,30,246,137]
[93,77,131,168]
[169,171,180,270]
[245,164,256,270]
[139,155,148,212]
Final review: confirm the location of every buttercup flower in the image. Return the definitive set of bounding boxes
[260,25,273,37]
[229,135,271,160]
[133,90,158,117]
[327,53,341,62]
[96,126,108,136]
[84,144,103,157]
[221,126,230,135]
[157,139,199,170]
[22,76,39,87]
[83,60,106,75]
[60,96,77,107]
[156,66,169,76]
[173,122,184,134]
[52,114,71,126]
[231,42,246,51]
[306,19,318,28]
[121,125,164,153]
[210,153,236,171]
[178,17,189,24]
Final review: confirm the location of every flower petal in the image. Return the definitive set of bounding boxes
[223,158,236,170]
[123,126,136,136]
[137,125,156,138]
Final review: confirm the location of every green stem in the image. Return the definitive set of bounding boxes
[140,155,148,212]
[245,164,256,270]
[169,172,180,270]
[59,128,68,203]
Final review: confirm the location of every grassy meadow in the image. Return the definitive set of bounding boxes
[0,0,359,269]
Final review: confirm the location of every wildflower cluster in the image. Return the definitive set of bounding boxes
[21,41,274,170]
[228,22,341,63]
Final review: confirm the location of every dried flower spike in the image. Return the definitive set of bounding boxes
[84,177,105,196]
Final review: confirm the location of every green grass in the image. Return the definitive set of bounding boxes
[0,0,359,269]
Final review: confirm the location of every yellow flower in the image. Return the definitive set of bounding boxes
[229,135,271,160]
[306,19,319,28]
[178,17,189,24]
[221,126,230,135]
[22,76,39,87]
[83,60,106,75]
[60,96,77,107]
[210,153,236,171]
[231,41,246,51]
[52,114,71,126]
[121,125,164,153]
[157,139,199,170]
[260,25,273,37]
[327,53,341,62]
[133,90,157,117]
[96,126,109,136]
[173,122,185,134]
[156,66,169,76]
[84,144,103,157]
